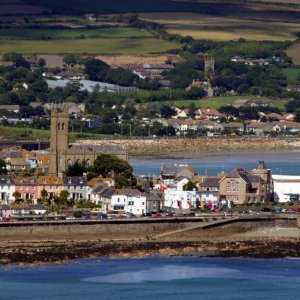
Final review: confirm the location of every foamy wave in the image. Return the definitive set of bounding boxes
[81,265,238,283]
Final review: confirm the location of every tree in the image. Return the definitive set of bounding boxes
[160,105,176,118]
[41,189,48,203]
[91,154,136,187]
[36,58,46,68]
[294,109,300,123]
[30,79,48,93]
[12,191,21,202]
[185,87,206,99]
[65,160,89,176]
[63,54,77,67]
[105,67,137,86]
[0,159,7,175]
[219,105,240,117]
[183,181,197,191]
[84,58,110,81]
[59,190,70,206]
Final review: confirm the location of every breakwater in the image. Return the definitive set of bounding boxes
[0,216,298,242]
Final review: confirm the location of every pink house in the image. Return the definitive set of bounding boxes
[15,177,39,203]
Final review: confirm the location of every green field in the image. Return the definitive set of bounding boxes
[0,126,113,140]
[286,43,300,65]
[171,96,287,110]
[141,13,300,42]
[0,38,180,55]
[0,27,150,40]
[283,67,300,84]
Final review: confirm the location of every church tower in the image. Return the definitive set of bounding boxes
[204,55,215,78]
[48,104,69,176]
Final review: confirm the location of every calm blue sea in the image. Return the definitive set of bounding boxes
[0,256,300,300]
[130,150,300,176]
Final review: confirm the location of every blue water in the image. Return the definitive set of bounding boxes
[130,150,300,176]
[1,257,300,300]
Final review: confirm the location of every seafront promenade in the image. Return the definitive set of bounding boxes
[0,214,299,264]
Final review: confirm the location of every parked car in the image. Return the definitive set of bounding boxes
[126,212,136,218]
[261,207,271,212]
[97,213,108,219]
[143,212,152,217]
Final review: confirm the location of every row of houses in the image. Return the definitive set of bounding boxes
[170,106,294,121]
[0,162,298,216]
[158,161,272,210]
[0,175,161,216]
[152,118,300,135]
[159,161,300,209]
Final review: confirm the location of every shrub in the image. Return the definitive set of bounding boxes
[74,211,83,218]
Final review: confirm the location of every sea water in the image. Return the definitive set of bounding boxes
[130,150,300,176]
[0,256,300,300]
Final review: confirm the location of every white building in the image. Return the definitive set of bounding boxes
[164,188,198,210]
[111,189,146,216]
[0,175,16,204]
[273,175,300,202]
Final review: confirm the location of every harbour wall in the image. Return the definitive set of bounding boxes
[0,216,298,242]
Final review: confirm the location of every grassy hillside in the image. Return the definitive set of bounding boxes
[170,96,287,110]
[0,28,150,40]
[283,67,300,84]
[0,38,180,55]
[0,126,113,141]
[286,43,300,65]
[141,13,300,41]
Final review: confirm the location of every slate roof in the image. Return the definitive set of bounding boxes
[257,161,267,170]
[63,176,87,186]
[161,163,196,176]
[199,177,220,187]
[68,144,125,154]
[93,185,115,198]
[0,175,15,185]
[225,168,264,184]
[114,189,144,197]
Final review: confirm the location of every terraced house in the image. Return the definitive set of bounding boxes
[63,176,87,200]
[15,176,39,202]
[37,176,64,200]
[0,175,15,204]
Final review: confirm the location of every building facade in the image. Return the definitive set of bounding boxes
[219,161,272,205]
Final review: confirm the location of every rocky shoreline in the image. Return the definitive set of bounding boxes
[77,137,300,156]
[1,238,300,266]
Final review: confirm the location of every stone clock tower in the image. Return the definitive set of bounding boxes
[48,104,69,176]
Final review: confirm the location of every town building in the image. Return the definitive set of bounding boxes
[63,176,87,201]
[37,175,64,199]
[15,176,39,202]
[197,177,220,208]
[273,175,300,202]
[111,189,146,216]
[219,161,272,205]
[0,175,15,204]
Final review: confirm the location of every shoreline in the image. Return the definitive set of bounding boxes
[76,136,300,157]
[129,148,300,160]
[1,238,300,266]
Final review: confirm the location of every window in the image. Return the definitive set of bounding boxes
[226,181,239,192]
